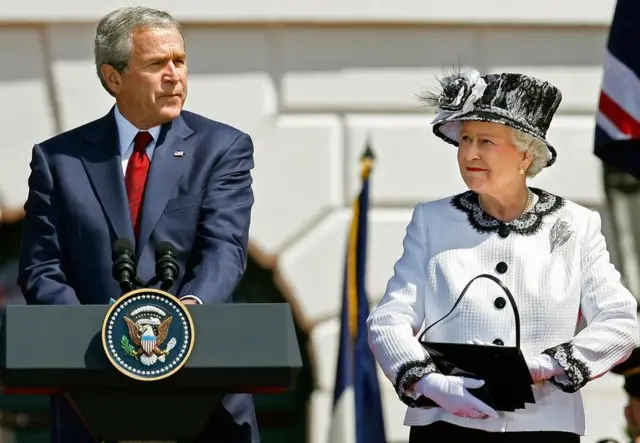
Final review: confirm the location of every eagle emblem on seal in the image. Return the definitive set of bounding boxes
[120,305,178,366]
[103,289,194,381]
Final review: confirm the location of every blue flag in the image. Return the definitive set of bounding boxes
[594,0,640,178]
[329,143,386,443]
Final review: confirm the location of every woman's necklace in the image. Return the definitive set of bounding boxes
[479,189,535,220]
[523,189,535,213]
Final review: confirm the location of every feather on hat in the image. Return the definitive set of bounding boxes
[420,69,562,168]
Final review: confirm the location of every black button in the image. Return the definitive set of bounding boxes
[496,262,508,274]
[494,297,506,309]
[497,224,509,238]
[493,339,504,346]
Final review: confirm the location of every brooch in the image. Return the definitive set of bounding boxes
[549,219,573,253]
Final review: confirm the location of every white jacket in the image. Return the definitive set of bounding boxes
[366,188,639,434]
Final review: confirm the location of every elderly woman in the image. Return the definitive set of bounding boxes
[366,70,640,443]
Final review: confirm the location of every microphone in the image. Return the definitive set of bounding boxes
[155,241,180,291]
[112,238,138,294]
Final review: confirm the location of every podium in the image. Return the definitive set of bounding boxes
[0,303,302,441]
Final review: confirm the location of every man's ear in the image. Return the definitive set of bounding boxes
[100,64,124,95]
[626,404,632,423]
[626,402,640,436]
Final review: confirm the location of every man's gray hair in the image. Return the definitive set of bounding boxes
[94,6,183,96]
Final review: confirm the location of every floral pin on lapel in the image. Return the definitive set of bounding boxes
[549,219,573,253]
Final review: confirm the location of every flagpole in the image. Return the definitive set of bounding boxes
[329,138,386,443]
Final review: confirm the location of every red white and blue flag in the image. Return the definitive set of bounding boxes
[595,0,640,178]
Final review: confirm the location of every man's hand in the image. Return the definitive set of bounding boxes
[0,206,25,224]
[181,299,199,305]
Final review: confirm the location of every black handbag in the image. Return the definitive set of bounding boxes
[413,274,535,412]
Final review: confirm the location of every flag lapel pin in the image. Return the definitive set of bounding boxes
[173,150,185,157]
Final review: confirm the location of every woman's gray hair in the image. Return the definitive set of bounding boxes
[94,6,183,96]
[510,129,550,178]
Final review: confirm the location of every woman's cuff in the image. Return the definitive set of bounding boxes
[395,358,439,407]
[542,342,590,393]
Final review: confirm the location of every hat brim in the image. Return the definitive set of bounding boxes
[432,110,557,167]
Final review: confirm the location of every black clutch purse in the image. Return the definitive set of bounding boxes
[414,274,535,412]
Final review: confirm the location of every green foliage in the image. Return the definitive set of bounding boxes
[120,335,137,358]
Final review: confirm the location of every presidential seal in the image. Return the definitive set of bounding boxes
[102,288,195,381]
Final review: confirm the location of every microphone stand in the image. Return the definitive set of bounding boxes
[112,241,180,295]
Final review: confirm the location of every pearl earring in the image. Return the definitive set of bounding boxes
[519,168,525,175]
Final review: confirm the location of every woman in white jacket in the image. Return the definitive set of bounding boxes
[366,70,640,442]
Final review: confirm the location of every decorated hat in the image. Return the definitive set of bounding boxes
[611,348,640,398]
[421,69,562,167]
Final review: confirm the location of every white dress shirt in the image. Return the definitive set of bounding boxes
[367,187,639,435]
[113,105,161,175]
[114,105,202,305]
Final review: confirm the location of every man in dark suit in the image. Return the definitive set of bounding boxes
[17,6,259,443]
[597,348,640,443]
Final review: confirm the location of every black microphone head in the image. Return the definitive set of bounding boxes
[112,238,134,258]
[155,241,177,259]
[112,238,137,293]
[155,241,179,290]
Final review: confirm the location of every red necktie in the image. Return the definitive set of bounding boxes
[125,131,153,238]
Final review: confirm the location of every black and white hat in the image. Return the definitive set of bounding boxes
[421,70,562,167]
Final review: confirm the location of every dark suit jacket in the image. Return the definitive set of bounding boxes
[18,107,259,443]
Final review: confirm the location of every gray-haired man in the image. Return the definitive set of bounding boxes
[18,6,259,443]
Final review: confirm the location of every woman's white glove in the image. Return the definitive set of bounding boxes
[465,339,565,383]
[409,372,499,419]
[525,354,565,383]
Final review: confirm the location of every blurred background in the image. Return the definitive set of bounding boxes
[0,0,638,442]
